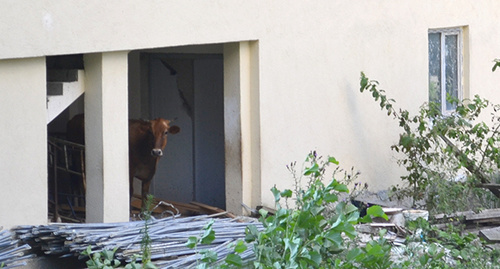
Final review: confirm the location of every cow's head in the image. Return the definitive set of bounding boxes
[149,118,180,157]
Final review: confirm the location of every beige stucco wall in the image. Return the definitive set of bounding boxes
[84,52,130,223]
[0,57,47,228]
[1,1,500,224]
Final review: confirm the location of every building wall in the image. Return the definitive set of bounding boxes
[0,57,47,228]
[1,1,500,222]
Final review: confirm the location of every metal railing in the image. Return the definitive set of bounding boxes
[47,136,86,222]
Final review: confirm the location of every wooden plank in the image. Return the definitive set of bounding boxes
[382,208,403,215]
[478,183,500,189]
[465,208,500,222]
[131,195,205,213]
[58,204,85,212]
[434,208,500,227]
[479,226,500,242]
[434,208,500,222]
[130,197,238,218]
[369,223,396,227]
[157,199,205,212]
[434,210,474,220]
[190,201,237,219]
[130,198,204,216]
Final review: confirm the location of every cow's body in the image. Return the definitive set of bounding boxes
[66,114,180,208]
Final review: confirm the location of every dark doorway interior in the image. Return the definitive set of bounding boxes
[148,54,226,209]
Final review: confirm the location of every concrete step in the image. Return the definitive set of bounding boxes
[47,70,85,124]
[47,82,63,95]
[47,69,79,83]
[47,69,80,96]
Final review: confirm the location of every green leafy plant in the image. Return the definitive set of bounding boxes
[184,152,390,268]
[243,152,388,268]
[222,240,249,268]
[360,71,500,213]
[82,246,153,269]
[186,219,250,268]
[493,58,500,72]
[340,229,395,269]
[404,218,500,268]
[186,219,219,268]
[82,246,122,269]
[183,151,497,268]
[140,194,156,268]
[81,195,158,269]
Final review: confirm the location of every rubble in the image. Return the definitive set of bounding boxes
[353,201,500,266]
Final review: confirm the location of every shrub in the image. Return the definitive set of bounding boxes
[360,71,500,213]
[188,152,388,268]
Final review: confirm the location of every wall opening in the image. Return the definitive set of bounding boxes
[132,41,261,215]
[46,54,86,222]
[145,53,226,209]
[46,41,260,220]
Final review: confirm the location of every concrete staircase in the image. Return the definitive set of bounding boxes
[46,69,85,124]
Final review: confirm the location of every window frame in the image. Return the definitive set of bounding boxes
[428,27,464,115]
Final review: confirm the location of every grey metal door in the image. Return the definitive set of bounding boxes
[149,54,225,209]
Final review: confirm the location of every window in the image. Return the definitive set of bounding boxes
[428,28,463,114]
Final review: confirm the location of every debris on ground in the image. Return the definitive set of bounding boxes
[8,194,500,268]
[130,197,237,219]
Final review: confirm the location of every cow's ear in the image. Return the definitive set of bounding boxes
[168,125,180,134]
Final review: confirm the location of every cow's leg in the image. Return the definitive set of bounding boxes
[141,179,153,210]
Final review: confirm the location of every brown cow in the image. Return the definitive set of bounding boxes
[66,114,180,208]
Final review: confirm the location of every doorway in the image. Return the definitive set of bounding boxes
[147,53,226,209]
